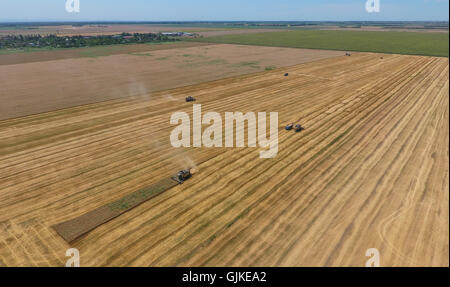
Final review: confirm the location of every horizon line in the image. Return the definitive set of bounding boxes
[1,20,449,23]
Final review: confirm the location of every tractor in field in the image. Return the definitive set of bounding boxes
[186,96,196,102]
[346,52,351,56]
[284,73,289,76]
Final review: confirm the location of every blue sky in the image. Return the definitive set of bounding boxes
[0,0,448,22]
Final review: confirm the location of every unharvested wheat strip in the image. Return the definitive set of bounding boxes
[52,177,179,242]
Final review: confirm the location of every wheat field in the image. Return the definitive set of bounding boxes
[0,52,448,266]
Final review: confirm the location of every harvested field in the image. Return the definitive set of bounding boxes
[53,177,179,242]
[198,30,450,57]
[0,24,221,36]
[0,42,212,65]
[0,44,343,120]
[0,53,448,267]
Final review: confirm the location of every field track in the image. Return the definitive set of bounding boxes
[0,53,448,266]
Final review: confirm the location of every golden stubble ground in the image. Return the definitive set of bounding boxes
[0,52,448,267]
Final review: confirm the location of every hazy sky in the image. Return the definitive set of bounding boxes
[0,0,448,22]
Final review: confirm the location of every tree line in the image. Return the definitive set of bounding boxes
[0,33,178,49]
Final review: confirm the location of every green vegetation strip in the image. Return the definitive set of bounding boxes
[107,178,178,213]
[53,177,178,242]
[197,30,449,57]
[0,41,181,55]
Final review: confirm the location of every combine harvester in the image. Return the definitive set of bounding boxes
[285,123,304,132]
[53,168,197,242]
[172,168,197,184]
